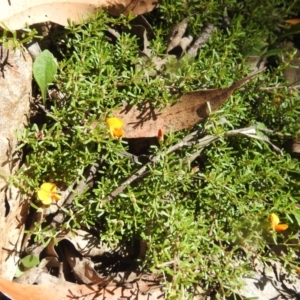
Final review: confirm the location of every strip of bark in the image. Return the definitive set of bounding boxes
[187,23,215,57]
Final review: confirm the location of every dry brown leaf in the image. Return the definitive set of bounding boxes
[114,68,266,138]
[61,240,108,285]
[167,17,189,53]
[131,15,155,39]
[0,276,164,300]
[60,229,110,257]
[0,0,158,30]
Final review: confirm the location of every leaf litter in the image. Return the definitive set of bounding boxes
[0,0,158,30]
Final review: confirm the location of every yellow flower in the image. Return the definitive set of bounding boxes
[269,213,288,232]
[269,213,279,229]
[106,117,125,138]
[37,182,61,205]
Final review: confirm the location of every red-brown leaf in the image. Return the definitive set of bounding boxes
[115,68,265,138]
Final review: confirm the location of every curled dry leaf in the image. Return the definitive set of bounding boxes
[61,240,108,285]
[0,276,164,300]
[0,0,158,30]
[130,24,152,57]
[114,68,266,138]
[131,15,155,39]
[176,35,194,57]
[166,17,189,53]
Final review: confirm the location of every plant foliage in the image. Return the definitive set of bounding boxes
[13,1,300,298]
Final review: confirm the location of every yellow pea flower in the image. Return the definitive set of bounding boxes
[37,182,61,205]
[106,117,125,138]
[269,213,288,232]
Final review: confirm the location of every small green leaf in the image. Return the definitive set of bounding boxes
[14,266,24,278]
[33,50,57,103]
[20,254,39,269]
[256,122,267,130]
[255,122,268,138]
[262,48,284,57]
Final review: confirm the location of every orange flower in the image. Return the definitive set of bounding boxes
[37,182,61,205]
[269,213,288,232]
[274,224,289,232]
[106,117,125,138]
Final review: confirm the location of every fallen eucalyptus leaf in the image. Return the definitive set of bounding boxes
[0,275,164,300]
[114,68,266,138]
[0,0,158,30]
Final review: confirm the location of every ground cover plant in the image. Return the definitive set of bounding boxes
[3,0,300,299]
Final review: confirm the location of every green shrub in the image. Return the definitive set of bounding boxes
[14,2,300,298]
